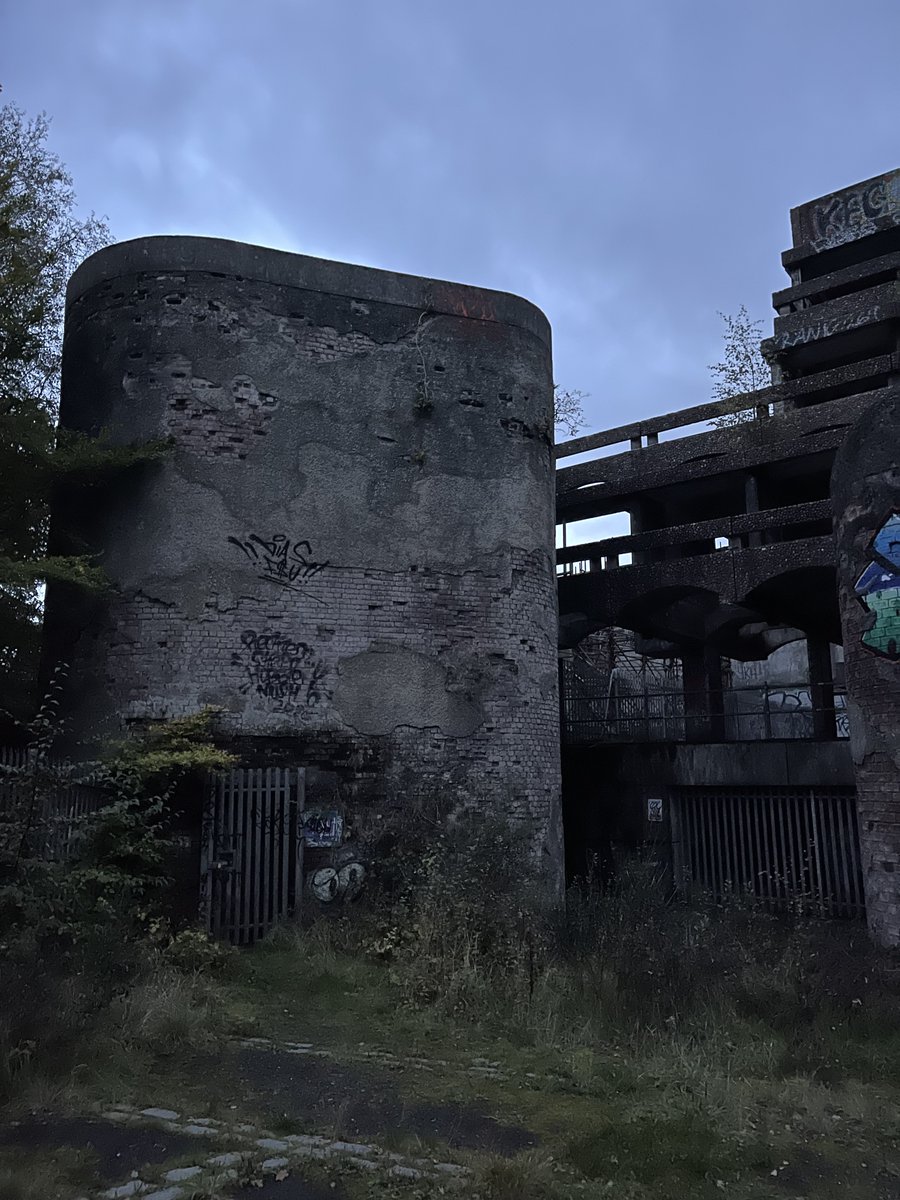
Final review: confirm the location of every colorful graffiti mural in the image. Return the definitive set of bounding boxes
[854,511,900,660]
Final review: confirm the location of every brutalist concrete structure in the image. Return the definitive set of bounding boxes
[556,168,900,942]
[49,237,563,890]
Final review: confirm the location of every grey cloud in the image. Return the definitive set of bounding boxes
[5,0,900,432]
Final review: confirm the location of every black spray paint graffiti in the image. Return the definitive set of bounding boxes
[308,863,365,904]
[234,630,328,709]
[228,533,329,600]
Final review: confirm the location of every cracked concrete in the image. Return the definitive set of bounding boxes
[50,236,563,888]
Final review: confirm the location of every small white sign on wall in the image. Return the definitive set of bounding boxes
[647,796,663,823]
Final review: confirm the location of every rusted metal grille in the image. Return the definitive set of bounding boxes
[201,767,306,945]
[671,786,864,919]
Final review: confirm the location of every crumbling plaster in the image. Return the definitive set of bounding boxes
[50,237,563,891]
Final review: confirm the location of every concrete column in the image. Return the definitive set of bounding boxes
[682,647,725,742]
[707,650,726,741]
[807,637,837,741]
[630,501,647,566]
[51,236,565,897]
[745,472,762,547]
[831,388,900,947]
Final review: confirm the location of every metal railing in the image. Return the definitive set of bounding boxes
[561,679,849,744]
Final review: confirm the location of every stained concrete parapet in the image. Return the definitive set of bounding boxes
[66,235,552,348]
[787,168,900,259]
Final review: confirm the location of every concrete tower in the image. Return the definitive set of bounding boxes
[49,237,562,889]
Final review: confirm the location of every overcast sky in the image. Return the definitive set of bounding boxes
[4,1,900,441]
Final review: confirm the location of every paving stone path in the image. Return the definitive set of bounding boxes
[99,1102,471,1197]
[2,1037,535,1198]
[229,1042,532,1154]
[5,1103,470,1198]
[235,1035,510,1081]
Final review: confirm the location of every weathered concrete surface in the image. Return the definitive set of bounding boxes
[788,169,900,255]
[557,168,900,668]
[557,390,883,514]
[49,237,562,890]
[832,388,900,946]
[558,541,840,650]
[562,740,855,885]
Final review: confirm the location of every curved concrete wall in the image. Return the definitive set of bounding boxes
[53,237,562,886]
[832,388,900,946]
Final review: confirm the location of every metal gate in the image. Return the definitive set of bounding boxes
[671,786,864,919]
[0,746,107,862]
[201,767,306,944]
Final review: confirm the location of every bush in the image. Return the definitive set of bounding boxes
[366,806,548,1015]
[0,707,235,1099]
[333,808,899,1065]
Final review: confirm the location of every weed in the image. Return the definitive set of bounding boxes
[473,1150,560,1199]
[112,959,223,1053]
[0,1145,99,1200]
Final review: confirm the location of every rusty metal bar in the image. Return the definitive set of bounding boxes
[816,787,830,916]
[251,768,263,942]
[280,770,290,924]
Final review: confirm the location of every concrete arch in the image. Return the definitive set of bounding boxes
[742,565,840,645]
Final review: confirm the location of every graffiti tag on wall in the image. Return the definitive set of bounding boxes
[854,510,900,660]
[308,863,365,904]
[806,173,900,252]
[773,306,881,351]
[301,810,344,848]
[234,630,328,709]
[228,532,329,599]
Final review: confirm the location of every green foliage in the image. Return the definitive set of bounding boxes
[565,1113,726,1198]
[366,806,547,1015]
[474,1152,561,1199]
[0,100,112,720]
[0,706,234,1098]
[155,924,232,974]
[708,305,770,428]
[0,100,169,724]
[229,883,899,1200]
[102,706,237,786]
[0,103,108,414]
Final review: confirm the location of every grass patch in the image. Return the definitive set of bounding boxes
[2,807,897,1200]
[199,829,898,1199]
[570,1115,706,1178]
[0,1145,100,1200]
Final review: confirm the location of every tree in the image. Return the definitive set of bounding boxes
[0,99,162,729]
[554,385,587,439]
[707,306,770,428]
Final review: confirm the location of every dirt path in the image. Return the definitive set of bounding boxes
[230,1045,535,1155]
[0,1037,530,1198]
[2,983,898,1200]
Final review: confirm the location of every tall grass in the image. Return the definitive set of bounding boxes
[308,812,900,1085]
